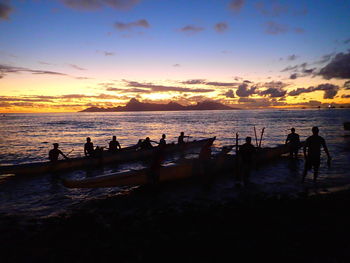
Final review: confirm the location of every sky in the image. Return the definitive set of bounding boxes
[0,0,350,112]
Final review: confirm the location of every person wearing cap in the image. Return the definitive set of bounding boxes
[302,126,331,183]
[49,143,69,162]
[285,127,300,158]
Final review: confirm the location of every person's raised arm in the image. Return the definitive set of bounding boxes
[59,150,69,160]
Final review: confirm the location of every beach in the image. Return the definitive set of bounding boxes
[2,182,350,263]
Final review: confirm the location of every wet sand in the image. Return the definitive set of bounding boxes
[1,180,350,263]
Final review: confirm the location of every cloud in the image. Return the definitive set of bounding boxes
[224,90,235,98]
[69,64,86,70]
[125,80,214,93]
[342,94,350,98]
[214,22,228,33]
[0,64,69,78]
[344,81,350,90]
[60,0,140,11]
[179,25,204,34]
[205,81,239,87]
[287,54,298,61]
[104,51,115,56]
[229,0,245,12]
[114,19,150,31]
[344,38,350,44]
[315,53,335,64]
[173,64,181,67]
[316,83,340,99]
[107,87,150,93]
[181,79,206,85]
[236,83,257,97]
[261,81,289,89]
[318,51,350,79]
[260,87,287,97]
[288,87,313,96]
[0,2,12,20]
[288,83,340,99]
[290,73,298,79]
[180,79,240,87]
[255,1,288,16]
[265,21,288,34]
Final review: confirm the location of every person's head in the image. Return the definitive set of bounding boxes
[86,137,91,142]
[53,143,59,149]
[312,126,319,135]
[162,134,166,139]
[112,136,116,141]
[180,132,184,136]
[246,137,252,144]
[291,128,295,133]
[145,137,150,141]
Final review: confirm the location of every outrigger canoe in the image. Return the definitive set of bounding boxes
[0,137,216,176]
[63,142,297,189]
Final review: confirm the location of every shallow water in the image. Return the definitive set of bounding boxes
[0,109,349,217]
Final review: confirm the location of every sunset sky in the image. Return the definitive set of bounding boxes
[0,0,350,112]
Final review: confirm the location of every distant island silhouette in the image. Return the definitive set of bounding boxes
[80,98,238,112]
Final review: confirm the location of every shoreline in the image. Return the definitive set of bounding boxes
[1,184,350,262]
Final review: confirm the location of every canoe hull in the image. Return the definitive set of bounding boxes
[63,143,295,189]
[0,137,215,176]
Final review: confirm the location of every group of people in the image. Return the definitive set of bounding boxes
[49,132,191,161]
[49,127,331,185]
[237,126,331,185]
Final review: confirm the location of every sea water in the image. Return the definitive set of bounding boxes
[0,109,349,217]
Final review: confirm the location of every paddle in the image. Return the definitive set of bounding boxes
[253,126,259,147]
[258,127,265,148]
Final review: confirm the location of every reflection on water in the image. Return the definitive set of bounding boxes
[0,109,349,217]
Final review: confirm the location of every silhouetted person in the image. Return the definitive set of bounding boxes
[285,128,300,158]
[109,136,121,152]
[49,143,69,162]
[84,137,94,157]
[238,137,256,185]
[147,143,165,187]
[140,137,153,150]
[302,126,331,183]
[178,132,190,145]
[159,134,166,146]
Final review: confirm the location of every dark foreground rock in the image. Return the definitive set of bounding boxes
[1,186,350,263]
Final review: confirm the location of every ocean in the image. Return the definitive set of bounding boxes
[0,109,350,218]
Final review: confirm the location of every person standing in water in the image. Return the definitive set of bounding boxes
[302,126,331,183]
[238,137,256,185]
[285,128,300,158]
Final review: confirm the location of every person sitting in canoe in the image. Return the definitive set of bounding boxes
[108,136,121,152]
[140,137,153,150]
[159,134,166,147]
[84,137,95,156]
[238,136,256,185]
[49,143,69,162]
[285,128,300,158]
[178,132,190,145]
